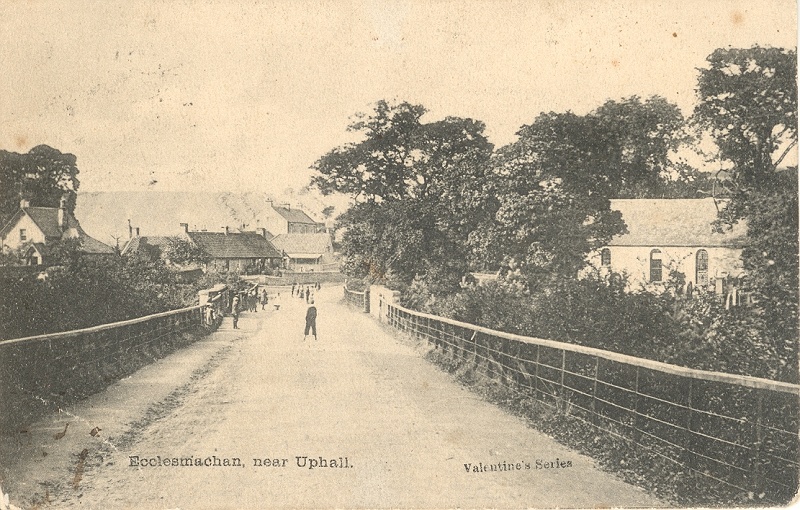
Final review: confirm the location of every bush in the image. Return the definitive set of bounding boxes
[402,271,797,383]
[0,246,232,339]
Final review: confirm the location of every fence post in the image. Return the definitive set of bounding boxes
[751,391,764,492]
[534,345,540,403]
[684,378,694,471]
[591,355,599,426]
[559,349,566,411]
[632,366,641,442]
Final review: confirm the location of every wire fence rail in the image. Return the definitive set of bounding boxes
[0,305,207,433]
[343,285,370,313]
[383,300,800,503]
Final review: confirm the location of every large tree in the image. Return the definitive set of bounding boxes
[694,46,797,186]
[312,101,494,292]
[477,96,689,286]
[0,145,81,225]
[693,46,798,382]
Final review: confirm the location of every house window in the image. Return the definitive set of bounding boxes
[696,249,709,287]
[19,228,26,241]
[600,248,611,267]
[650,249,663,282]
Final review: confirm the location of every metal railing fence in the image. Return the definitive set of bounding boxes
[344,286,370,313]
[384,300,799,503]
[0,306,204,432]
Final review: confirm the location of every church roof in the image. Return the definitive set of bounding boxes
[608,198,747,248]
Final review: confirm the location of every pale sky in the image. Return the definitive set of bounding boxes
[1,0,796,194]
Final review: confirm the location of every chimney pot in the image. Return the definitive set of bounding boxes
[20,199,30,209]
[224,226,229,235]
[180,222,189,233]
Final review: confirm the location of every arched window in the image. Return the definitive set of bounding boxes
[600,248,611,267]
[696,249,709,286]
[650,249,663,282]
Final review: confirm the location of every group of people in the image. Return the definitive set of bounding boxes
[230,287,280,329]
[291,282,321,304]
[229,282,319,339]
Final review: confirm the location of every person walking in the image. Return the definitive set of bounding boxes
[260,289,269,310]
[249,290,257,312]
[291,282,296,297]
[231,295,240,329]
[299,288,305,301]
[305,288,311,303]
[304,299,317,341]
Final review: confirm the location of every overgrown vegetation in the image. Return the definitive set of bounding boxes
[0,239,227,339]
[316,46,798,383]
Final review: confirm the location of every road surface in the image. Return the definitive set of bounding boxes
[1,285,662,509]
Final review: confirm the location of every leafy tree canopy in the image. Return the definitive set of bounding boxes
[162,236,212,266]
[475,96,689,284]
[311,100,493,203]
[693,46,797,186]
[0,145,81,226]
[312,101,494,292]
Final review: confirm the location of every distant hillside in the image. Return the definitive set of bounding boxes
[75,191,337,247]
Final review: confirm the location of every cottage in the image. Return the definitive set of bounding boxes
[263,202,326,235]
[186,227,283,273]
[269,232,335,271]
[590,198,747,292]
[0,198,114,265]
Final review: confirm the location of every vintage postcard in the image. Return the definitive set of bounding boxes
[0,1,797,508]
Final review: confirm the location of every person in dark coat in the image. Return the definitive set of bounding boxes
[304,300,317,340]
[231,296,240,329]
[261,289,269,310]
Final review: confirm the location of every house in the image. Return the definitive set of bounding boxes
[186,227,283,273]
[0,198,115,265]
[589,198,747,292]
[269,232,336,271]
[263,202,326,235]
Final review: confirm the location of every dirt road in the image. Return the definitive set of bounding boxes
[1,285,662,509]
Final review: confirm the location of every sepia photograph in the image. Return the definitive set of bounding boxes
[0,0,797,508]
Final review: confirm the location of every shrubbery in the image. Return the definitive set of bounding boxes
[0,245,227,340]
[400,272,798,383]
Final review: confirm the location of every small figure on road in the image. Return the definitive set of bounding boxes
[291,282,296,296]
[231,295,240,329]
[250,290,258,312]
[299,288,305,301]
[304,299,317,340]
[305,289,311,303]
[261,289,269,310]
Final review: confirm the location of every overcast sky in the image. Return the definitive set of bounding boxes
[1,0,796,194]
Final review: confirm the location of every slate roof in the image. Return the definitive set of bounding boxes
[187,232,282,259]
[120,235,175,256]
[272,206,320,225]
[0,206,114,254]
[270,233,332,256]
[608,198,748,248]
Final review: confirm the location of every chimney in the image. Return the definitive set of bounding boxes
[180,222,189,233]
[128,219,133,239]
[224,226,229,235]
[257,227,267,238]
[135,227,140,237]
[20,198,30,209]
[58,195,68,231]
